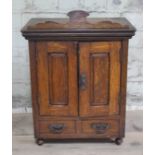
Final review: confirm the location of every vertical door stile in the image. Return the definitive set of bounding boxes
[109,42,121,115]
[76,41,80,117]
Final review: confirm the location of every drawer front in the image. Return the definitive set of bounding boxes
[39,120,76,134]
[81,120,119,135]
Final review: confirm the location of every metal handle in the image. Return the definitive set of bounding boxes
[79,73,87,90]
[91,123,109,134]
[48,124,65,134]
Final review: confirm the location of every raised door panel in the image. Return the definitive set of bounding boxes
[79,42,121,117]
[48,53,68,106]
[90,53,109,106]
[36,42,78,116]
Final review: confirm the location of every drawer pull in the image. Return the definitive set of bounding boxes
[48,124,65,134]
[91,123,109,134]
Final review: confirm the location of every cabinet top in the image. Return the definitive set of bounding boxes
[21,10,136,40]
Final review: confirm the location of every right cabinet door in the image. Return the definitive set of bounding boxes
[79,42,121,117]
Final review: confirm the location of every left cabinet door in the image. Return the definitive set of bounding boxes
[36,42,78,116]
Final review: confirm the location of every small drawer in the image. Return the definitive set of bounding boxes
[81,120,119,135]
[39,120,76,134]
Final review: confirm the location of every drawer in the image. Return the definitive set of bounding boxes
[39,120,76,134]
[81,120,119,135]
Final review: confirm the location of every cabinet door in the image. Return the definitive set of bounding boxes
[36,42,78,116]
[79,42,121,117]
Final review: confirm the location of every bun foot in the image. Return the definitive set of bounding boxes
[36,139,44,145]
[115,138,123,145]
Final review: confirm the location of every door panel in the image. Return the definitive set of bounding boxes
[79,42,121,117]
[37,42,78,116]
[90,53,109,106]
[48,53,68,105]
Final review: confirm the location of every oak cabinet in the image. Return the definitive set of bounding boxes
[21,10,135,145]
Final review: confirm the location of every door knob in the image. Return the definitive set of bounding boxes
[79,73,87,90]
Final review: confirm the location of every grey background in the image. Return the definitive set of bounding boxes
[12,0,143,113]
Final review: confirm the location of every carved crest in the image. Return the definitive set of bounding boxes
[28,10,128,30]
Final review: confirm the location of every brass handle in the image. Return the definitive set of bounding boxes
[48,124,65,134]
[79,73,87,90]
[91,123,109,134]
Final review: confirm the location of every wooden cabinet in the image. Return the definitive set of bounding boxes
[21,10,135,145]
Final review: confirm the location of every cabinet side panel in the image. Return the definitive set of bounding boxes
[119,40,129,137]
[28,41,39,138]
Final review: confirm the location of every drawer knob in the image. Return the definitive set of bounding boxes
[91,123,109,134]
[48,124,65,134]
